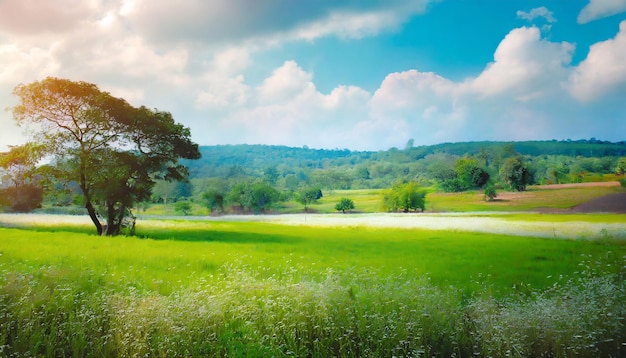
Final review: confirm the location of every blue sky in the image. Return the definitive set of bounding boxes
[1,0,625,151]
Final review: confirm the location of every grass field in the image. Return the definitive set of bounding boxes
[0,213,625,357]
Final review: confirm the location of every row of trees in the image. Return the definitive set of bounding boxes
[200,180,323,214]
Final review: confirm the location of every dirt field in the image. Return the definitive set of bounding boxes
[572,192,626,213]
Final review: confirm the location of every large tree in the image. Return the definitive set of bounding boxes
[12,77,200,235]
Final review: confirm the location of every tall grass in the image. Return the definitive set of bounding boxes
[1,258,624,357]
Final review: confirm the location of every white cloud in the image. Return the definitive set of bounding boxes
[211,47,251,75]
[578,0,626,24]
[468,27,574,101]
[257,61,318,104]
[567,20,626,101]
[517,7,556,23]
[195,75,250,110]
[370,70,467,145]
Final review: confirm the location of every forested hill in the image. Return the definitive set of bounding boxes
[184,140,626,178]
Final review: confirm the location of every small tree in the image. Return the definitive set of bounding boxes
[249,181,280,214]
[500,156,532,191]
[484,184,497,202]
[383,182,426,213]
[455,157,490,189]
[335,198,354,213]
[296,187,322,212]
[202,189,225,214]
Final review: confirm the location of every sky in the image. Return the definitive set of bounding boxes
[1,0,626,151]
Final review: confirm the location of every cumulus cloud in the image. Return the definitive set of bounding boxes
[567,20,626,101]
[468,27,574,101]
[578,0,626,24]
[367,26,589,146]
[517,7,556,23]
[210,61,374,149]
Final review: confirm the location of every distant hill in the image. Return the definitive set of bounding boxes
[183,140,626,178]
[405,139,626,159]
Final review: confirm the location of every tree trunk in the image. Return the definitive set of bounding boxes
[105,201,122,236]
[85,201,103,235]
[80,163,102,235]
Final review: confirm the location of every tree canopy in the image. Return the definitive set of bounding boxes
[12,77,200,235]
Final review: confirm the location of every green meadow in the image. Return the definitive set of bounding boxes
[0,215,625,357]
[141,181,623,216]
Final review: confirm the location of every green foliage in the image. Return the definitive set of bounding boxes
[202,189,225,214]
[225,180,282,214]
[296,186,323,212]
[334,197,355,213]
[483,184,497,202]
[12,77,200,235]
[500,156,532,191]
[248,181,281,214]
[455,157,490,189]
[616,157,626,175]
[174,200,192,216]
[383,182,426,212]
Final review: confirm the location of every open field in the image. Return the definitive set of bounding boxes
[0,212,625,356]
[137,180,626,216]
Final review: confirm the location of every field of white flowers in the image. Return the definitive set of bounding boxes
[2,212,625,240]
